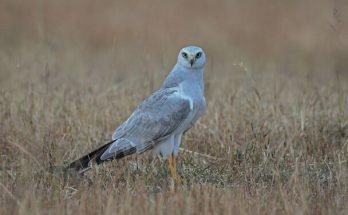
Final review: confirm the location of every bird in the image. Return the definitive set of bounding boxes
[67,46,206,181]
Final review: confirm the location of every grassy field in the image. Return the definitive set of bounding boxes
[1,1,348,214]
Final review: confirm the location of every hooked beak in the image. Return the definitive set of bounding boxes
[189,54,194,67]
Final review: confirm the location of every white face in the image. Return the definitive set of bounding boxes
[177,46,206,69]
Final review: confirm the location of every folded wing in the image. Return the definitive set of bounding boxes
[100,87,192,161]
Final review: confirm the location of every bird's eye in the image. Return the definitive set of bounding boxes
[181,52,188,59]
[195,52,202,59]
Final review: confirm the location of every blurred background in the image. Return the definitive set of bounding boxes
[1,0,347,86]
[1,2,348,214]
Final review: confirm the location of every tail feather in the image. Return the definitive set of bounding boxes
[67,139,116,173]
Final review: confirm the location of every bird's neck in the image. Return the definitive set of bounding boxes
[162,63,204,93]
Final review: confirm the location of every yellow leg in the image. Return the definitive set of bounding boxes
[168,154,178,181]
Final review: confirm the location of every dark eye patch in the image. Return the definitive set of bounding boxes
[195,52,202,59]
[181,52,188,59]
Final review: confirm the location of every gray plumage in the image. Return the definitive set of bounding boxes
[68,46,206,173]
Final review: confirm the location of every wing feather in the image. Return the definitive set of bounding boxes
[101,87,191,160]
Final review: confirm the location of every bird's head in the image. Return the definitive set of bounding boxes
[177,46,206,69]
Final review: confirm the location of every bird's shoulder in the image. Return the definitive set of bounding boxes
[137,86,191,112]
[111,86,192,140]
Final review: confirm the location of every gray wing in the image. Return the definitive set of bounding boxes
[100,87,191,160]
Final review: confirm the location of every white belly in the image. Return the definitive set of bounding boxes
[154,135,175,160]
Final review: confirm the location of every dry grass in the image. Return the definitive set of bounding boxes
[1,1,348,214]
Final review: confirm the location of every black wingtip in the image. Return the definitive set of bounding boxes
[66,139,117,173]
